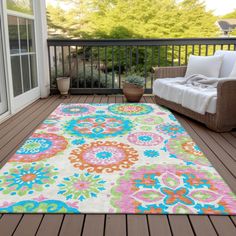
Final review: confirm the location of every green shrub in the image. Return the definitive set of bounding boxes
[71,64,117,88]
[124,75,145,88]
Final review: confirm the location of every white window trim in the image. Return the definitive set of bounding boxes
[11,52,36,56]
[16,16,24,94]
[0,2,10,121]
[1,0,14,113]
[6,9,34,20]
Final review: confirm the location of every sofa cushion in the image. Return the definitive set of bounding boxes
[153,78,217,114]
[181,87,217,114]
[214,50,236,77]
[185,55,223,78]
[153,77,185,104]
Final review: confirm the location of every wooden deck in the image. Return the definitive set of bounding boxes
[0,95,236,236]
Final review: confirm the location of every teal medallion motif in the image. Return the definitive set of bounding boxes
[64,115,133,139]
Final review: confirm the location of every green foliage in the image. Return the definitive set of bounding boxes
[74,64,116,88]
[125,75,145,87]
[52,63,117,88]
[7,0,33,15]
[47,1,94,38]
[47,0,219,39]
[223,9,236,19]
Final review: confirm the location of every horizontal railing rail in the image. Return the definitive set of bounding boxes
[47,38,236,94]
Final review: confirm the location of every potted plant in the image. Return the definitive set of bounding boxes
[123,75,145,102]
[56,74,71,97]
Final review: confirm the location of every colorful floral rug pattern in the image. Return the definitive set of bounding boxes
[0,103,236,214]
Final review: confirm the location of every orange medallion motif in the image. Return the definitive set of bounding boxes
[69,141,139,173]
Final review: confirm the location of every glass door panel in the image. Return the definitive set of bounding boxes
[30,54,37,88]
[11,55,22,96]
[19,18,27,52]
[28,19,35,52]
[7,12,38,98]
[5,0,39,113]
[8,15,18,54]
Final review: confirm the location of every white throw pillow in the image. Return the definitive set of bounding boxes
[229,62,236,78]
[214,50,236,77]
[185,55,224,78]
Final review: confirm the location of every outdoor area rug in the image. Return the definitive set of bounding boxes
[0,103,236,214]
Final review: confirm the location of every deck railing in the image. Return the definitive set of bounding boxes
[48,38,236,94]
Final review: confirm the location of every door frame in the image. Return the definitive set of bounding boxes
[1,0,40,114]
[0,0,10,121]
[0,0,50,124]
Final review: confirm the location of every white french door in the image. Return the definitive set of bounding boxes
[3,0,40,113]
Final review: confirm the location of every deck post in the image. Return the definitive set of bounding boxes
[35,0,50,98]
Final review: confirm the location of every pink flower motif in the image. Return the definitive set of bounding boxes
[55,104,96,116]
[48,127,59,132]
[109,208,115,213]
[67,202,79,208]
[127,132,163,146]
[10,133,68,162]
[0,201,12,207]
[33,195,48,201]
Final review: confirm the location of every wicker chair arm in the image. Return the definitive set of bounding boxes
[217,78,236,91]
[152,66,187,79]
[216,79,236,131]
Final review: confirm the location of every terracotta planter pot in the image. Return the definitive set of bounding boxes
[56,77,70,95]
[123,83,144,102]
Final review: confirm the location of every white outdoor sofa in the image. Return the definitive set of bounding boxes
[153,50,236,132]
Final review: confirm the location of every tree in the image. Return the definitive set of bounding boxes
[223,9,236,19]
[47,0,220,86]
[177,0,218,37]
[47,0,219,39]
[47,1,94,38]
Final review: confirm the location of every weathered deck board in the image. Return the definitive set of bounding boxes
[105,215,126,236]
[148,215,172,236]
[168,215,194,236]
[208,131,236,161]
[0,99,47,139]
[82,215,105,236]
[127,215,149,236]
[59,215,84,236]
[0,214,23,236]
[0,99,41,129]
[36,214,64,236]
[210,216,236,236]
[189,215,217,236]
[222,133,236,149]
[231,132,236,139]
[193,125,236,177]
[13,214,43,236]
[0,95,235,236]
